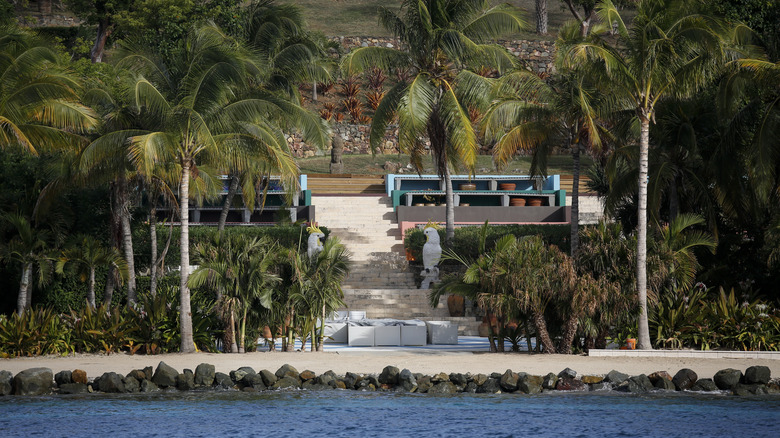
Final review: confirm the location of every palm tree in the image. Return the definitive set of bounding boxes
[0,213,52,314]
[304,237,350,352]
[0,25,96,154]
[341,0,526,241]
[564,0,737,349]
[56,235,129,308]
[114,24,324,352]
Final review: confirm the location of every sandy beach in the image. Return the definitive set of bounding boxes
[3,350,779,379]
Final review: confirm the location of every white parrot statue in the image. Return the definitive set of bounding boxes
[420,225,442,288]
[307,224,325,260]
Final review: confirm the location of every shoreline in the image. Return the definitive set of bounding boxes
[4,350,780,378]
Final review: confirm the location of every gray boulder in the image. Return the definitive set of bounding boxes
[431,372,450,383]
[517,374,543,394]
[558,368,577,379]
[416,376,433,393]
[714,368,742,390]
[733,383,768,396]
[464,382,478,393]
[177,371,196,391]
[140,379,159,392]
[378,366,400,385]
[428,381,457,394]
[343,372,360,390]
[615,375,653,393]
[272,376,301,390]
[55,370,72,386]
[654,378,676,391]
[59,383,89,394]
[589,383,608,391]
[672,368,698,391]
[477,378,501,394]
[241,373,266,390]
[399,369,417,392]
[194,363,215,386]
[214,372,234,389]
[315,370,336,386]
[605,370,629,386]
[98,372,125,393]
[0,370,13,396]
[275,364,299,380]
[499,369,519,392]
[260,369,278,387]
[13,368,53,396]
[691,378,718,392]
[648,371,672,386]
[472,374,488,386]
[744,366,771,385]
[123,376,140,393]
[542,373,558,390]
[151,361,179,388]
[449,373,467,386]
[230,369,248,383]
[556,377,586,391]
[127,369,146,381]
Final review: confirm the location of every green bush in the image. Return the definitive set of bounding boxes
[404,224,570,263]
[0,308,71,357]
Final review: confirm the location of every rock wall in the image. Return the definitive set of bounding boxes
[288,123,400,158]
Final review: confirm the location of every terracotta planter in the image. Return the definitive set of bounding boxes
[459,183,477,190]
[499,183,516,191]
[262,326,273,340]
[447,295,465,317]
[509,197,526,206]
[478,322,491,337]
[527,198,544,207]
[627,338,637,350]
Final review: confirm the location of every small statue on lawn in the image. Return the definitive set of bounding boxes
[307,224,325,260]
[330,134,344,174]
[420,221,442,289]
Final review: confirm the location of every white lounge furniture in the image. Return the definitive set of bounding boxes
[400,325,427,346]
[374,325,402,346]
[426,321,458,345]
[322,322,348,344]
[348,326,375,346]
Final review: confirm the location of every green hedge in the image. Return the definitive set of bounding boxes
[404,224,570,263]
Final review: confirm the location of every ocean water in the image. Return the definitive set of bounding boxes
[2,390,778,438]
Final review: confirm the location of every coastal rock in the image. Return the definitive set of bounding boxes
[589,383,608,391]
[464,382,478,393]
[72,369,88,384]
[126,369,146,381]
[499,369,519,392]
[477,378,501,394]
[59,383,89,394]
[399,369,417,392]
[13,368,53,396]
[428,381,457,394]
[378,366,400,385]
[344,372,361,389]
[123,376,140,393]
[230,369,248,383]
[55,370,72,386]
[733,383,768,396]
[517,374,543,394]
[654,378,675,391]
[0,370,13,395]
[143,367,154,381]
[615,375,652,393]
[272,376,301,390]
[714,369,742,390]
[766,380,780,394]
[98,372,125,393]
[195,363,215,386]
[300,370,316,381]
[416,376,433,393]
[214,372,234,389]
[473,374,488,386]
[432,372,450,383]
[177,371,196,391]
[140,379,159,392]
[558,368,577,379]
[581,375,604,385]
[315,370,336,386]
[260,369,278,387]
[691,378,718,392]
[605,370,629,386]
[542,373,558,390]
[449,373,467,386]
[744,366,770,385]
[152,361,179,388]
[672,369,698,391]
[242,374,266,390]
[648,371,672,386]
[275,364,300,380]
[332,380,347,390]
[556,377,586,391]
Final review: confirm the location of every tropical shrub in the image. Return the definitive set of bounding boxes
[0,308,71,357]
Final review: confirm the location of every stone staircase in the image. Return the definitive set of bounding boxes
[313,194,481,335]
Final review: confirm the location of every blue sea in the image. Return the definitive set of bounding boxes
[2,390,778,437]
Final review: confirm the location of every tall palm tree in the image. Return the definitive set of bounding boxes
[305,237,350,352]
[564,0,737,348]
[0,25,96,154]
[56,235,129,308]
[341,0,526,241]
[0,213,52,314]
[118,25,325,352]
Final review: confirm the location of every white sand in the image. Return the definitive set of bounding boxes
[3,350,778,379]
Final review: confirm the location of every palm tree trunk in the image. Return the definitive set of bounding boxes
[88,267,96,308]
[179,158,196,353]
[17,263,32,315]
[444,165,455,242]
[103,267,116,306]
[316,304,326,352]
[90,18,112,63]
[312,81,318,101]
[570,144,581,257]
[669,173,679,222]
[218,174,240,233]
[118,174,136,305]
[239,306,247,353]
[637,114,652,350]
[228,308,238,353]
[535,0,548,35]
[532,311,556,353]
[104,182,122,306]
[150,202,158,297]
[558,315,578,354]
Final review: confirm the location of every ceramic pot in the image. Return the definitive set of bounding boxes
[459,183,477,190]
[499,183,516,191]
[447,295,465,317]
[509,198,526,206]
[527,198,543,207]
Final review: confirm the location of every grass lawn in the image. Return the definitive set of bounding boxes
[297,153,592,175]
[290,0,578,40]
